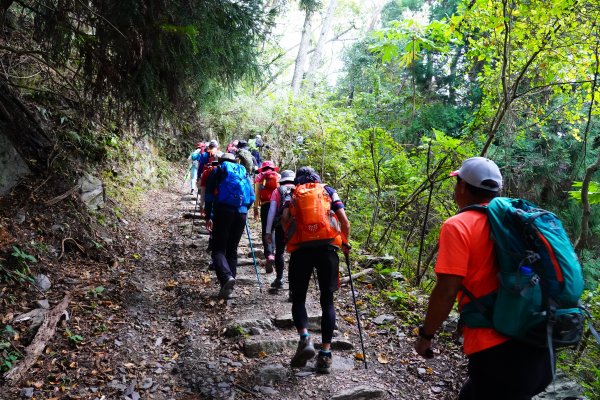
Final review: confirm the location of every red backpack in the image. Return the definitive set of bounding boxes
[258,170,279,202]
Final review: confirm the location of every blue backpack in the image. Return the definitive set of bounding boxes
[216,162,255,208]
[460,197,586,350]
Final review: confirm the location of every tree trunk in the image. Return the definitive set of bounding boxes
[0,79,52,170]
[291,8,314,95]
[304,0,337,92]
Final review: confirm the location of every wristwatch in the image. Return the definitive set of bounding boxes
[418,326,434,340]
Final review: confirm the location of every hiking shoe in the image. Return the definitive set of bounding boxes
[290,336,316,368]
[316,351,332,374]
[265,255,275,273]
[218,276,235,299]
[270,279,283,289]
[208,262,215,271]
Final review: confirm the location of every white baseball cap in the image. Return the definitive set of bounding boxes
[450,157,503,192]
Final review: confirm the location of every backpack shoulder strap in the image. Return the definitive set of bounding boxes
[459,204,488,214]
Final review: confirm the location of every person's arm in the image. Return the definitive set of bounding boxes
[253,175,261,218]
[334,208,350,248]
[414,273,463,358]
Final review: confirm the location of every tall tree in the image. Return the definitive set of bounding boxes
[291,0,321,94]
[304,0,338,92]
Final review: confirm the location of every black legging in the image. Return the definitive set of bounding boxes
[288,246,339,344]
[211,205,247,285]
[274,224,286,280]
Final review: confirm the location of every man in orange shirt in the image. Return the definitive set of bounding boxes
[415,157,552,400]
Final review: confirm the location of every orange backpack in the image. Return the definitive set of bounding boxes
[286,183,341,252]
[259,170,279,202]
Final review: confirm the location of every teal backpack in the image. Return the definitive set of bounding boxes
[460,197,587,350]
[216,162,255,209]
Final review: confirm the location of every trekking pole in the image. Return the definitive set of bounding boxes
[344,251,367,369]
[246,219,263,292]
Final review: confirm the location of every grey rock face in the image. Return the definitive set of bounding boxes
[255,363,288,384]
[243,338,297,358]
[0,134,30,197]
[34,273,51,291]
[79,172,104,210]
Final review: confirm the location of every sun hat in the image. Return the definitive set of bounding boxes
[279,170,295,184]
[208,139,218,148]
[450,157,503,192]
[258,160,278,172]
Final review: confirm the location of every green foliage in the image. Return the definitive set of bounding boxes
[560,290,600,398]
[65,328,84,344]
[569,181,600,205]
[0,246,36,285]
[1,325,22,373]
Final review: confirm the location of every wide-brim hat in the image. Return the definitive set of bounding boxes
[279,170,295,183]
[450,157,503,192]
[258,160,278,172]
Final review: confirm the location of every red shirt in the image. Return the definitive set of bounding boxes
[435,208,509,355]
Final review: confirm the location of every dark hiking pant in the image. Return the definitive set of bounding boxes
[289,246,339,344]
[260,202,272,257]
[211,206,247,285]
[458,339,553,400]
[274,224,285,281]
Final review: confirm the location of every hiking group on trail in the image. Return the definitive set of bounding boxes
[184,141,593,394]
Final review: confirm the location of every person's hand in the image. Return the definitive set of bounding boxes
[414,337,435,359]
[342,242,351,255]
[254,208,259,220]
[206,219,213,233]
[265,234,273,245]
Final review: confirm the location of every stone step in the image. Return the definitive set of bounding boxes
[243,337,354,358]
[331,386,386,400]
[181,194,197,201]
[224,319,275,336]
[274,314,321,330]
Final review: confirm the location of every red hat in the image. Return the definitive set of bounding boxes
[258,160,278,172]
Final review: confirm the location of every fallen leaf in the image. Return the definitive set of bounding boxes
[165,280,178,289]
[123,362,135,368]
[258,351,267,358]
[355,353,364,360]
[68,361,76,368]
[33,381,43,388]
[377,353,389,364]
[343,316,355,324]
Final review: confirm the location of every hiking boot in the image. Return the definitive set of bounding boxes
[316,350,332,374]
[265,255,275,273]
[290,335,316,368]
[208,262,215,271]
[218,276,235,299]
[270,278,283,289]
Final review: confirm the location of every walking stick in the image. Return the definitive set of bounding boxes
[246,219,262,292]
[344,251,367,369]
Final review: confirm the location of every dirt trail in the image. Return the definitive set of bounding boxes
[101,184,464,400]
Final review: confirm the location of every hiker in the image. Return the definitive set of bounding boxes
[198,158,220,228]
[199,139,219,172]
[236,140,256,177]
[281,166,351,374]
[253,161,281,273]
[188,142,204,195]
[414,157,553,400]
[265,169,295,289]
[226,139,239,154]
[204,153,255,299]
